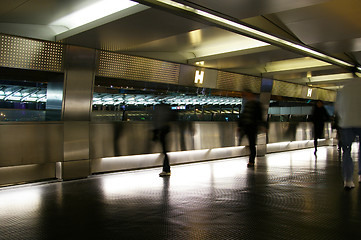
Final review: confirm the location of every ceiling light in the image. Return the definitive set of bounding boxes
[50,0,138,30]
[309,73,354,82]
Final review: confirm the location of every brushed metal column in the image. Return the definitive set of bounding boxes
[60,45,96,180]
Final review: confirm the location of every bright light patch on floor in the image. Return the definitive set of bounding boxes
[0,188,42,216]
[50,0,138,29]
[101,170,163,197]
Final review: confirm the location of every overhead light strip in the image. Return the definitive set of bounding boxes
[50,0,138,30]
[151,0,356,70]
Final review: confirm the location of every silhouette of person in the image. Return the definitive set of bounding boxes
[238,91,266,167]
[310,100,329,156]
[332,113,342,153]
[335,76,361,189]
[152,103,177,177]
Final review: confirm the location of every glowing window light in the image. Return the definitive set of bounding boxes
[50,0,138,30]
[7,96,22,101]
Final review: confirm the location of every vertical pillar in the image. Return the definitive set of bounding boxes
[58,45,96,180]
[46,81,63,121]
[257,78,273,157]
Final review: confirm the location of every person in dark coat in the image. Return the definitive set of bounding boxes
[152,103,177,177]
[238,91,266,167]
[311,100,329,156]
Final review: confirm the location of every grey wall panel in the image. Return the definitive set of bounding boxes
[0,123,63,167]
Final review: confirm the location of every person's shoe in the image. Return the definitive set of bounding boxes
[159,171,171,177]
[359,175,361,183]
[344,181,355,189]
[247,162,255,168]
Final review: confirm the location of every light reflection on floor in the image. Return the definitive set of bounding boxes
[1,146,361,240]
[100,147,332,200]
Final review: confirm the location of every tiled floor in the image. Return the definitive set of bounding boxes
[1,146,361,240]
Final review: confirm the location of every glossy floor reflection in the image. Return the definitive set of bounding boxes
[1,146,361,240]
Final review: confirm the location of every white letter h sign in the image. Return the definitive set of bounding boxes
[194,70,204,84]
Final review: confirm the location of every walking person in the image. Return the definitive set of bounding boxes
[310,100,329,157]
[152,102,177,177]
[238,91,266,167]
[335,76,361,189]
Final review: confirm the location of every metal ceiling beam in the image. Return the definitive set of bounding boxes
[133,0,361,73]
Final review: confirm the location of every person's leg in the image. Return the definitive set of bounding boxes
[314,125,322,154]
[246,128,257,165]
[341,128,355,182]
[160,130,170,173]
[337,128,342,151]
[314,137,318,153]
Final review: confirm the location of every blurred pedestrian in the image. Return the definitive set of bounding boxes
[238,91,266,167]
[335,76,361,189]
[152,103,177,177]
[310,100,329,156]
[331,112,342,153]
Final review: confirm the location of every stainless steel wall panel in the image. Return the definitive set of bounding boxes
[97,51,180,84]
[0,120,334,185]
[89,121,333,174]
[272,80,336,102]
[90,122,154,159]
[63,46,96,121]
[61,46,96,179]
[0,34,63,72]
[61,160,90,180]
[90,121,241,160]
[317,88,337,102]
[90,121,332,158]
[272,80,303,98]
[267,122,331,143]
[64,121,89,161]
[91,146,250,174]
[0,163,56,187]
[217,71,261,92]
[0,123,63,168]
[178,64,197,86]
